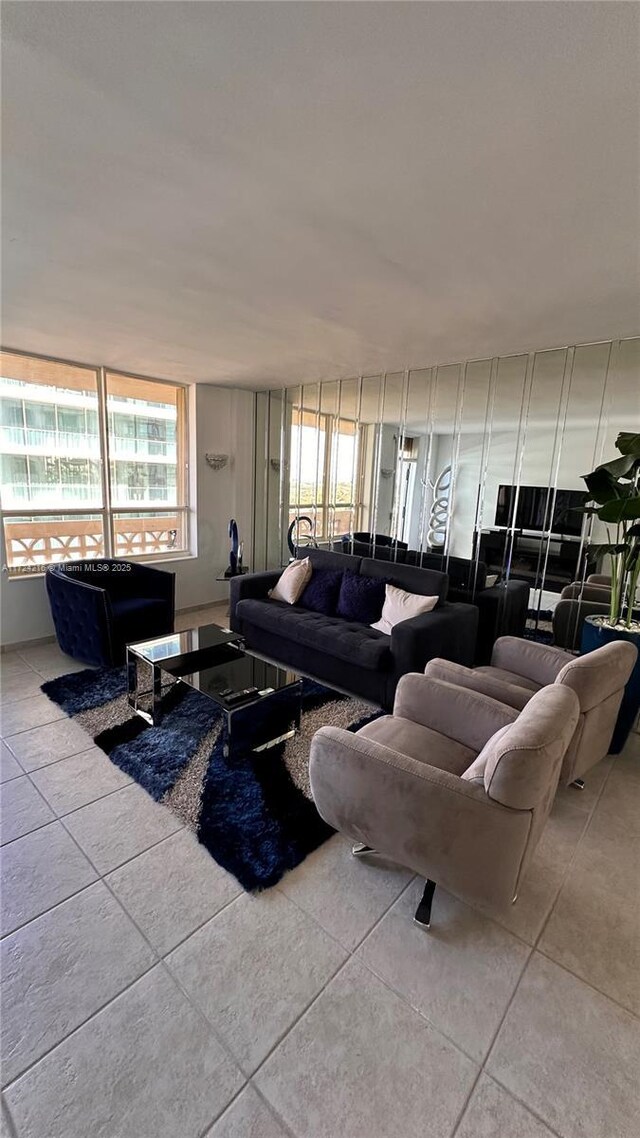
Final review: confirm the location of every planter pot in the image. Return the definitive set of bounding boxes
[581,616,640,754]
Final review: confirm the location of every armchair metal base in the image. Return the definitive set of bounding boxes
[413,880,436,929]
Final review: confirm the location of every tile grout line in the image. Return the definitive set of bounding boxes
[15,804,254,1108]
[451,756,632,1137]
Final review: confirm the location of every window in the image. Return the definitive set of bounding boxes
[0,351,189,573]
[289,409,360,539]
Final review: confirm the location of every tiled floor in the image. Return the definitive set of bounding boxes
[1,620,639,1138]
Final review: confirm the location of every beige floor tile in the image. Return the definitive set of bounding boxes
[358,881,530,1061]
[0,822,97,936]
[278,834,413,950]
[456,1075,557,1138]
[255,957,477,1138]
[487,953,640,1138]
[1,1098,12,1138]
[1,881,155,1086]
[0,693,66,739]
[0,654,35,678]
[4,966,244,1138]
[63,783,181,874]
[106,828,241,955]
[5,717,93,773]
[0,776,55,845]
[205,1086,289,1138]
[0,741,24,784]
[167,889,347,1075]
[593,762,640,835]
[0,671,47,704]
[16,645,86,679]
[29,747,132,815]
[539,826,640,1015]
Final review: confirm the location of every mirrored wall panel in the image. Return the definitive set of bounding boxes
[253,337,639,644]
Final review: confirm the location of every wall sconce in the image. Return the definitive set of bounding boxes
[270,459,281,474]
[205,453,229,471]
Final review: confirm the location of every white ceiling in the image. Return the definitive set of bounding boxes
[2,2,639,390]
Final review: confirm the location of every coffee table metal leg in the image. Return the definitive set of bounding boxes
[152,663,163,727]
[127,650,138,714]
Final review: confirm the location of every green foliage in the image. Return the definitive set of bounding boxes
[582,433,640,627]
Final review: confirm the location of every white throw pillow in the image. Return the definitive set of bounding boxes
[370,583,438,634]
[269,557,312,604]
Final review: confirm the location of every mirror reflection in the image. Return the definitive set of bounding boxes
[256,337,639,646]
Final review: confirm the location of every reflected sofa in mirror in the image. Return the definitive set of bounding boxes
[255,337,639,657]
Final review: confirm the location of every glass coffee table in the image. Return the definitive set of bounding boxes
[127,623,303,759]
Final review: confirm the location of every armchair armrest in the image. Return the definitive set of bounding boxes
[309,725,529,907]
[560,583,611,602]
[491,636,573,685]
[424,659,533,711]
[390,602,478,675]
[393,674,519,750]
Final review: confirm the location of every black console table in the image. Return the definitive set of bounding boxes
[476,529,596,593]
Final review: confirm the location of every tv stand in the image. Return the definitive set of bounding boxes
[476,528,596,593]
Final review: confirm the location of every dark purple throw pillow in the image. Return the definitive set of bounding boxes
[299,568,344,616]
[337,571,387,624]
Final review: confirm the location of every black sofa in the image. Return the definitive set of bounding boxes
[230,547,478,710]
[333,536,529,663]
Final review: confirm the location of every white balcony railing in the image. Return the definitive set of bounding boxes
[3,515,182,569]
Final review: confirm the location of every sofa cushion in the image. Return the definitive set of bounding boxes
[361,558,448,604]
[358,715,475,775]
[269,557,312,604]
[235,598,392,671]
[371,584,439,634]
[299,567,344,616]
[337,571,387,624]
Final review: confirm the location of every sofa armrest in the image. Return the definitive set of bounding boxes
[229,570,282,629]
[390,602,478,676]
[392,674,519,750]
[424,659,534,711]
[491,636,574,685]
[309,725,530,906]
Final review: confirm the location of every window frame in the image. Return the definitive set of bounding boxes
[0,349,191,575]
[289,407,363,541]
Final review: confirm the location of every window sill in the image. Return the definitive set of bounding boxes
[3,551,197,581]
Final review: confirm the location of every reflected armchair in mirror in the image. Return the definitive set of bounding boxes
[553,580,640,651]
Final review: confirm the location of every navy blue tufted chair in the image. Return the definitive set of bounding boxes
[45,559,176,667]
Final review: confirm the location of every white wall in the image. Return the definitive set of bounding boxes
[0,385,255,647]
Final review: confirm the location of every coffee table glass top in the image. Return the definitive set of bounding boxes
[177,649,300,708]
[128,623,241,671]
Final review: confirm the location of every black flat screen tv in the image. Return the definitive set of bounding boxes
[494,485,587,537]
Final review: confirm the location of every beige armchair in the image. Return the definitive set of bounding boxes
[309,676,579,928]
[425,637,637,788]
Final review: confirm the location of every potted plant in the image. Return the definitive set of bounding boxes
[580,431,640,750]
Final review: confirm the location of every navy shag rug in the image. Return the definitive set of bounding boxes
[41,666,381,892]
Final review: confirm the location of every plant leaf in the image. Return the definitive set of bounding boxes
[582,466,630,504]
[615,432,640,457]
[597,496,640,523]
